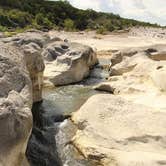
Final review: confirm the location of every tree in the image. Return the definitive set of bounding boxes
[64,18,75,31]
[35,13,53,29]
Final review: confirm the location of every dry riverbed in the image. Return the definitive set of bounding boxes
[49,28,166,52]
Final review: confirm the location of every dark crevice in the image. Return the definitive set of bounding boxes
[26,101,63,166]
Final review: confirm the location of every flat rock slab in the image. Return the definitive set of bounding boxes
[72,94,166,166]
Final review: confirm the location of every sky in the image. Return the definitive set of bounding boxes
[66,0,166,26]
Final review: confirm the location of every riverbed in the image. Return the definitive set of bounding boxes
[26,58,109,166]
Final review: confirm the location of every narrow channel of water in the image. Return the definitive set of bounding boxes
[26,58,110,166]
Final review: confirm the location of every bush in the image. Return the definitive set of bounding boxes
[35,13,43,25]
[0,8,32,28]
[8,9,32,27]
[0,25,7,32]
[96,27,107,35]
[64,18,75,31]
[35,13,53,29]
[105,21,116,32]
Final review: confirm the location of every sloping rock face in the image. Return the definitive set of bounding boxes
[72,94,166,166]
[72,44,166,165]
[0,43,33,166]
[2,30,47,102]
[43,41,98,86]
[3,31,98,88]
[0,31,47,166]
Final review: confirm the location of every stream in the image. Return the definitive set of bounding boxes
[26,58,110,166]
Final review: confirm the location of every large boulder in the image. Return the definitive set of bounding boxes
[72,44,166,165]
[43,41,98,86]
[0,43,32,166]
[72,94,166,166]
[0,30,47,165]
[2,31,47,102]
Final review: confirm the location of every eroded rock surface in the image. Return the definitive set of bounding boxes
[72,44,166,165]
[95,45,166,109]
[0,43,32,166]
[72,94,166,166]
[43,41,98,86]
[0,31,47,166]
[3,31,99,87]
[0,30,99,166]
[2,30,47,102]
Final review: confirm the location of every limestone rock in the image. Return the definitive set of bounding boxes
[0,31,47,165]
[73,44,166,165]
[2,30,49,48]
[72,94,166,166]
[42,41,68,61]
[22,43,45,102]
[2,31,46,102]
[98,45,166,109]
[44,42,98,86]
[0,43,32,166]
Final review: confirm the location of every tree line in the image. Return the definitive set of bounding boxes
[0,0,162,33]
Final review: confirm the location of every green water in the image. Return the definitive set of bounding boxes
[27,58,110,166]
[43,83,100,115]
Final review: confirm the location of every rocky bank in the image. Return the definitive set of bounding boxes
[43,40,98,87]
[0,35,45,166]
[0,30,99,166]
[0,29,166,166]
[72,44,166,166]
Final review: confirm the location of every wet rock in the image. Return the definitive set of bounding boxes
[26,102,62,166]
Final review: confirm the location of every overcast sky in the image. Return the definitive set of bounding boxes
[66,0,166,26]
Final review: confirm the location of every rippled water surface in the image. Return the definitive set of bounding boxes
[43,81,101,114]
[27,58,110,166]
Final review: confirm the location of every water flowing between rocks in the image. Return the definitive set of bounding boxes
[26,58,110,166]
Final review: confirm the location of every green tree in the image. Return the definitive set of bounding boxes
[35,13,53,29]
[64,18,75,31]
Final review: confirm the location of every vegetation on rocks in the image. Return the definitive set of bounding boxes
[0,0,162,33]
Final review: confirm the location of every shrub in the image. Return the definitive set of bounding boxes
[0,25,7,32]
[96,27,107,35]
[64,18,75,31]
[105,21,115,32]
[8,9,32,27]
[35,13,53,29]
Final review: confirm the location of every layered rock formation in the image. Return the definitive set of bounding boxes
[72,44,166,165]
[0,31,46,166]
[2,30,48,102]
[43,41,98,86]
[0,43,32,166]
[3,31,98,88]
[0,30,99,166]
